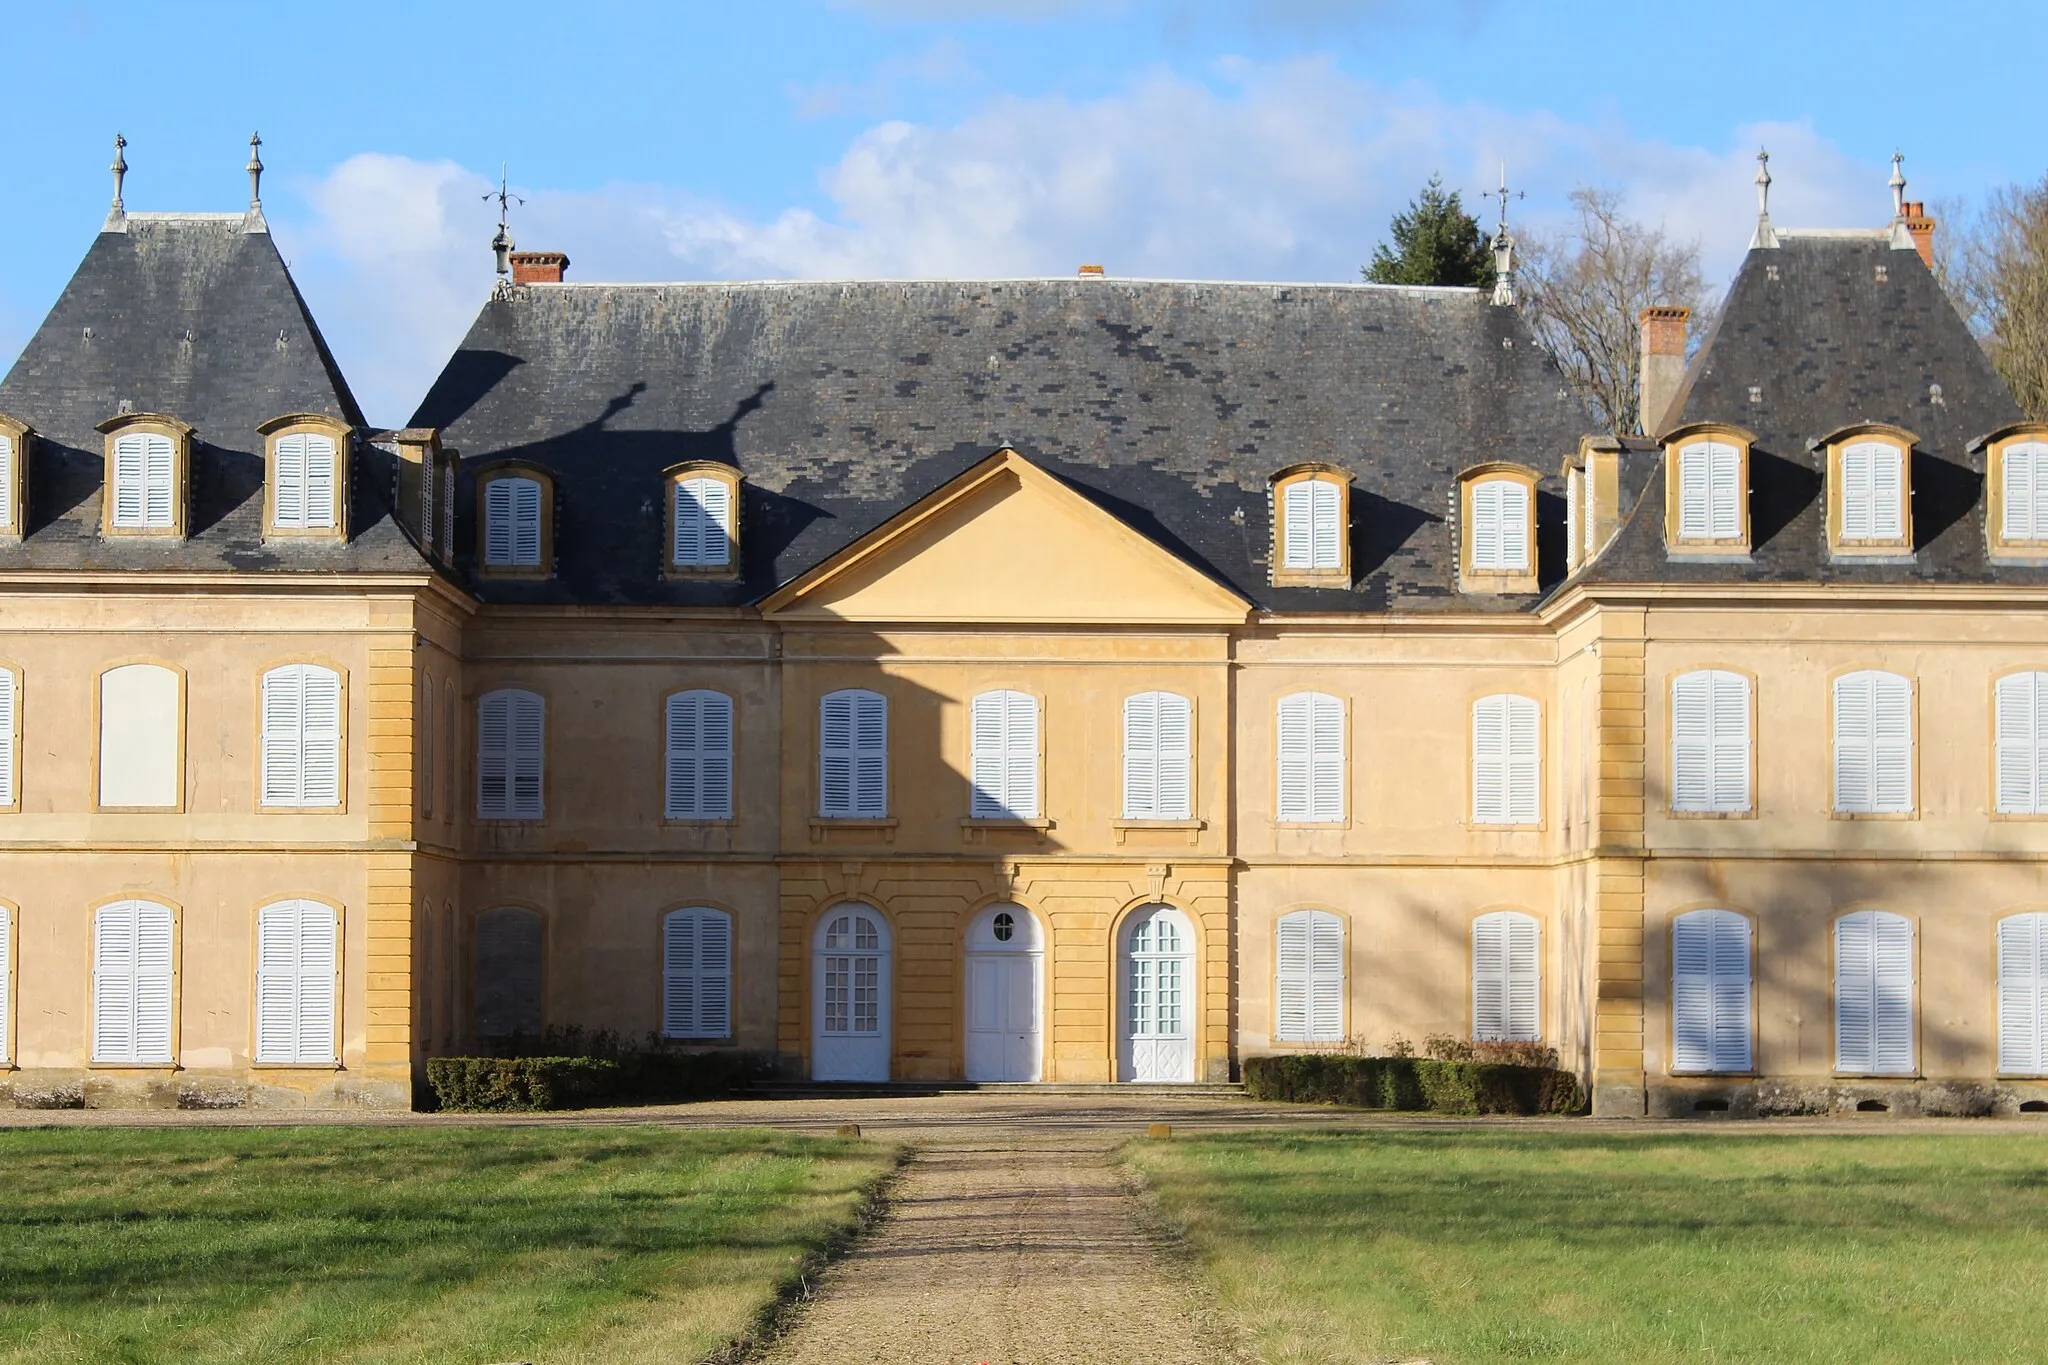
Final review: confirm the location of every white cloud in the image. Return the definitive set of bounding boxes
[275,61,1884,425]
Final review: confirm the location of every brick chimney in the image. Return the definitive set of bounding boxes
[1902,201,1936,270]
[1638,306,1689,437]
[1076,264,1105,277]
[509,250,569,285]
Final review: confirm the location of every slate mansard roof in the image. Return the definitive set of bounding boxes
[0,215,427,574]
[1587,231,2035,587]
[414,277,1590,611]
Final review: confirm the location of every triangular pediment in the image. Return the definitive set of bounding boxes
[760,450,1250,625]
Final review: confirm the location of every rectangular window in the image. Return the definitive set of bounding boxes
[819,690,888,818]
[0,432,14,532]
[111,433,176,529]
[1275,910,1344,1043]
[1672,909,1752,1072]
[1835,910,1914,1074]
[92,900,174,1065]
[2004,442,2048,542]
[98,664,180,809]
[0,904,11,1062]
[260,664,343,808]
[1472,694,1540,825]
[663,908,734,1039]
[1671,670,1751,813]
[482,476,543,567]
[1676,440,1742,540]
[1281,478,1342,570]
[1996,672,2048,815]
[255,899,338,1065]
[1470,479,1530,571]
[477,690,545,820]
[1472,910,1540,1042]
[440,462,455,556]
[271,433,337,530]
[665,690,735,820]
[969,690,1040,819]
[1840,441,1904,541]
[673,477,734,567]
[1122,691,1193,819]
[1276,691,1344,822]
[1833,671,1913,814]
[0,667,16,809]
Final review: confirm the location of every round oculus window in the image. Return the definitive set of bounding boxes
[992,911,1015,942]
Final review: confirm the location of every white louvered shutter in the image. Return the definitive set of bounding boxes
[674,477,732,567]
[1671,670,1751,813]
[1282,478,1340,570]
[820,690,887,818]
[439,463,455,554]
[1581,469,1595,554]
[970,690,1038,819]
[663,908,733,1038]
[303,435,336,529]
[665,690,734,820]
[93,900,174,1065]
[112,433,175,529]
[0,433,13,530]
[1473,694,1539,825]
[260,665,342,808]
[1833,671,1912,814]
[1678,441,1742,540]
[1997,914,2048,1074]
[484,477,542,567]
[483,479,513,563]
[420,454,435,550]
[1124,692,1192,819]
[1473,910,1540,1041]
[0,903,10,1061]
[256,900,337,1064]
[1836,910,1914,1074]
[0,668,15,807]
[1471,479,1529,571]
[1672,909,1752,1072]
[1995,672,2048,815]
[1274,910,1344,1044]
[477,690,545,820]
[1841,442,1903,541]
[2004,442,2048,541]
[1276,692,1343,822]
[273,434,307,528]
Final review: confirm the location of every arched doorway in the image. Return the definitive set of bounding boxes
[1120,904,1195,1082]
[964,904,1043,1082]
[812,905,892,1081]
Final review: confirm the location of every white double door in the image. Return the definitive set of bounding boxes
[812,906,892,1082]
[1120,904,1195,1083]
[964,904,1043,1082]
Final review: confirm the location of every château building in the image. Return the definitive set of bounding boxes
[2,146,2044,1117]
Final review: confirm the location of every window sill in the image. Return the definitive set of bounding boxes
[1665,807,1756,820]
[257,804,347,814]
[662,564,740,581]
[477,565,551,580]
[1829,810,1917,821]
[87,1062,181,1072]
[658,1036,737,1048]
[1989,546,2048,565]
[1112,818,1205,845]
[1271,568,1349,589]
[809,817,898,844]
[249,1062,343,1071]
[1664,545,1752,562]
[960,816,1053,845]
[1458,571,1538,595]
[1828,547,1913,564]
[1274,819,1347,829]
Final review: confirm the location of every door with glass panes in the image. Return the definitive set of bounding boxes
[1120,904,1195,1082]
[964,904,1043,1082]
[812,906,892,1081]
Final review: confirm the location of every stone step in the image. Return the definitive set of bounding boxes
[745,1080,1246,1100]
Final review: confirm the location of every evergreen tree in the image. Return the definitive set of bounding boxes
[1364,175,1493,287]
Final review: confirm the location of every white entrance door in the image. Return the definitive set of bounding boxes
[964,904,1043,1082]
[813,906,892,1081]
[1121,904,1195,1082]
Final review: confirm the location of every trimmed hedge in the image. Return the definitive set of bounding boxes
[426,1049,758,1112]
[1244,1053,1584,1116]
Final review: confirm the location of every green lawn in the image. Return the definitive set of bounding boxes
[1131,1128,2048,1364]
[0,1124,894,1365]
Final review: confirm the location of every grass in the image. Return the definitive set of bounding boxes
[1130,1127,2048,1364]
[0,1124,895,1364]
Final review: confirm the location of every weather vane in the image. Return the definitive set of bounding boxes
[1483,161,1524,237]
[485,165,524,293]
[1484,162,1524,306]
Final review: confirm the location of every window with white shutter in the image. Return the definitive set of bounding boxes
[1833,671,1913,814]
[473,906,543,1038]
[110,432,177,530]
[1276,691,1344,823]
[672,476,735,568]
[481,474,544,568]
[1675,440,1743,542]
[1472,694,1540,825]
[0,902,11,1063]
[819,689,888,818]
[92,899,175,1065]
[1581,467,1596,556]
[0,667,17,809]
[1671,909,1752,1073]
[1671,670,1751,813]
[1279,476,1343,572]
[1997,913,2048,1075]
[1469,478,1530,572]
[665,690,734,820]
[439,462,455,556]
[270,432,337,531]
[476,689,545,820]
[1838,441,1905,543]
[2001,441,2048,543]
[1835,909,1914,1074]
[0,431,16,534]
[969,690,1039,819]
[662,907,733,1039]
[420,454,436,552]
[1123,691,1193,820]
[1566,467,1582,569]
[260,664,343,809]
[1472,910,1540,1041]
[1274,909,1344,1043]
[254,899,338,1065]
[1995,672,2048,816]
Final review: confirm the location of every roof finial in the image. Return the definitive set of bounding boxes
[485,164,523,298]
[1483,161,1525,307]
[110,133,127,213]
[1889,149,1907,222]
[247,132,264,209]
[1749,147,1779,250]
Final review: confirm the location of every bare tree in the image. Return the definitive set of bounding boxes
[1517,187,1717,434]
[1948,177,2048,420]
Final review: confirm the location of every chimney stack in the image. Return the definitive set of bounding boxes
[1902,201,1935,270]
[510,251,569,285]
[1638,306,1689,437]
[1076,264,1105,277]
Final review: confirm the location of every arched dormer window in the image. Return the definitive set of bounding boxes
[1457,463,1538,593]
[1976,422,2048,560]
[0,413,31,540]
[666,462,740,575]
[477,465,552,577]
[1269,465,1349,585]
[1663,423,1754,554]
[1819,424,1915,557]
[258,414,350,540]
[95,412,193,537]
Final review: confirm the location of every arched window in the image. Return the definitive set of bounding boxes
[1995,672,2048,815]
[672,475,735,568]
[970,690,1040,819]
[481,474,544,568]
[98,663,181,810]
[1472,694,1540,825]
[1123,691,1193,820]
[1674,440,1744,542]
[260,664,343,808]
[476,689,545,820]
[1672,909,1751,1073]
[665,690,735,820]
[1276,691,1344,823]
[254,899,338,1064]
[662,907,733,1039]
[819,689,888,818]
[92,899,175,1064]
[1671,670,1751,813]
[473,906,543,1039]
[1469,478,1530,571]
[2002,441,2048,542]
[1835,910,1914,1074]
[1472,910,1539,1042]
[1833,671,1913,814]
[1274,909,1344,1043]
[1998,913,2048,1075]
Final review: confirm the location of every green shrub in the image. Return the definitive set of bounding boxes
[425,1048,766,1112]
[1243,1053,1582,1116]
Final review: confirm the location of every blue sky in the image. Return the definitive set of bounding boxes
[0,0,2037,424]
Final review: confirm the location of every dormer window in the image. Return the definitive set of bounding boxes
[666,462,740,575]
[0,413,29,540]
[478,466,551,577]
[96,413,192,537]
[1979,424,2048,559]
[259,415,349,539]
[1821,424,1915,557]
[1458,464,1538,593]
[1270,465,1349,585]
[1663,423,1753,555]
